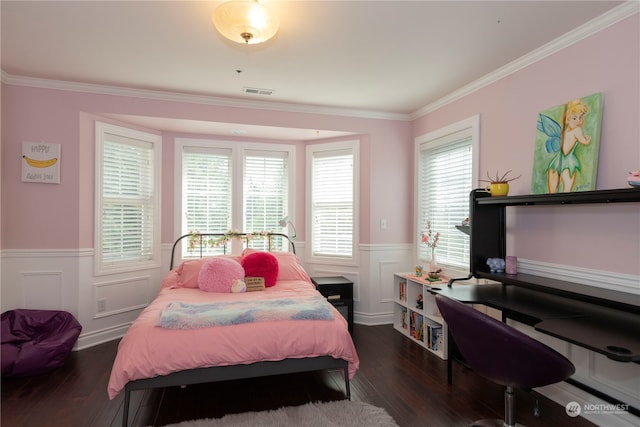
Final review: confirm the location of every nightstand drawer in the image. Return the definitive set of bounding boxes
[316,283,353,300]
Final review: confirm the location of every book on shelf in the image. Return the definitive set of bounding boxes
[399,281,407,301]
[427,324,442,352]
[401,307,408,330]
[410,311,424,342]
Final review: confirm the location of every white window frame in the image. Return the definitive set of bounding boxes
[306,139,360,266]
[94,121,162,275]
[415,115,479,277]
[174,138,295,257]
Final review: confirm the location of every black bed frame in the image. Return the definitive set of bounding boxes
[121,232,351,427]
[169,232,297,270]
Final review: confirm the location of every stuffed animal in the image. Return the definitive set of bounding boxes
[486,257,506,273]
[231,279,247,293]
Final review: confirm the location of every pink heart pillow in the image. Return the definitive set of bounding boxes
[197,257,245,293]
[176,255,242,288]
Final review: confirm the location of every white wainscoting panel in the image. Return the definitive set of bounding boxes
[2,249,82,315]
[511,320,640,426]
[93,276,151,319]
[2,247,166,350]
[589,350,640,408]
[21,270,63,309]
[378,261,402,304]
[357,243,414,326]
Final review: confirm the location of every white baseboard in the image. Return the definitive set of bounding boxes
[354,312,393,326]
[74,322,131,350]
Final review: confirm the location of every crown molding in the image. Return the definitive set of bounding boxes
[0,71,410,122]
[410,1,640,119]
[2,2,636,123]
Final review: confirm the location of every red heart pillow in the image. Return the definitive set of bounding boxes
[241,251,279,287]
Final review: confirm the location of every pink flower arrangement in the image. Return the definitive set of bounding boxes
[421,221,440,249]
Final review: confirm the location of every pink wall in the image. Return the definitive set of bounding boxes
[412,15,640,275]
[1,86,412,249]
[2,15,637,270]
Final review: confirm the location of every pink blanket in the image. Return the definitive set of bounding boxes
[108,279,359,399]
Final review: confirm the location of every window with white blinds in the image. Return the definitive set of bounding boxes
[417,117,478,269]
[177,140,293,257]
[95,122,161,274]
[308,141,359,261]
[182,148,233,256]
[244,151,289,251]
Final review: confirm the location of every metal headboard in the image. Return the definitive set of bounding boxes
[169,232,296,270]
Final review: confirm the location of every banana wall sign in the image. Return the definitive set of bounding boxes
[21,142,61,184]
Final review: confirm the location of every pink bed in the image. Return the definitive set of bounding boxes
[108,236,359,426]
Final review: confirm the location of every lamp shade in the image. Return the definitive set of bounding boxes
[278,216,290,228]
[213,0,279,44]
[278,216,296,239]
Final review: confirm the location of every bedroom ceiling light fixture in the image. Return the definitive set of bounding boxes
[278,216,297,240]
[212,0,279,44]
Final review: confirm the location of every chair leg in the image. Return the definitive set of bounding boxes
[504,386,516,427]
[470,386,525,427]
[470,386,517,427]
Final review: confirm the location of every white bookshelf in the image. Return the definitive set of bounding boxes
[393,273,448,359]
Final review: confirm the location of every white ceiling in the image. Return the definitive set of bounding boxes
[0,1,627,140]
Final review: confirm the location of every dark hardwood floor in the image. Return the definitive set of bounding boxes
[2,324,596,427]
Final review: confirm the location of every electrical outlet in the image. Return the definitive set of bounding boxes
[97,298,107,313]
[380,218,387,230]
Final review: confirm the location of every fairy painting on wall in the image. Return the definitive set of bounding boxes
[532,92,603,194]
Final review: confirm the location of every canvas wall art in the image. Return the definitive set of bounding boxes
[531,92,603,194]
[21,141,61,184]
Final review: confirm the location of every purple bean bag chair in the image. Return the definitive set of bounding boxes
[1,309,82,377]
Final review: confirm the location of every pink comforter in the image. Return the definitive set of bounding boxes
[108,279,359,399]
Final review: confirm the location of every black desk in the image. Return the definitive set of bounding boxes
[430,283,640,363]
[430,282,640,415]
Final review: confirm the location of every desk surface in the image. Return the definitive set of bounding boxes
[431,283,640,363]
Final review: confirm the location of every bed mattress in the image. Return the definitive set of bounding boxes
[108,277,359,399]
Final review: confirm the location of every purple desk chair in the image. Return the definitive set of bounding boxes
[435,295,575,427]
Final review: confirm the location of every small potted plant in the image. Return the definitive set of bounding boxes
[480,170,521,196]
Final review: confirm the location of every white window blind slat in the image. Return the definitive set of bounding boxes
[244,152,289,251]
[418,136,472,267]
[100,134,156,266]
[182,150,232,256]
[180,145,291,256]
[311,149,354,258]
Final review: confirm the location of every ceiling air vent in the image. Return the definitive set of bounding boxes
[243,86,274,96]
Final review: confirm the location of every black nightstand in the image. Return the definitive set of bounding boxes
[311,276,354,336]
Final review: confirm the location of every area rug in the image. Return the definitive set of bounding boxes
[158,400,399,427]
